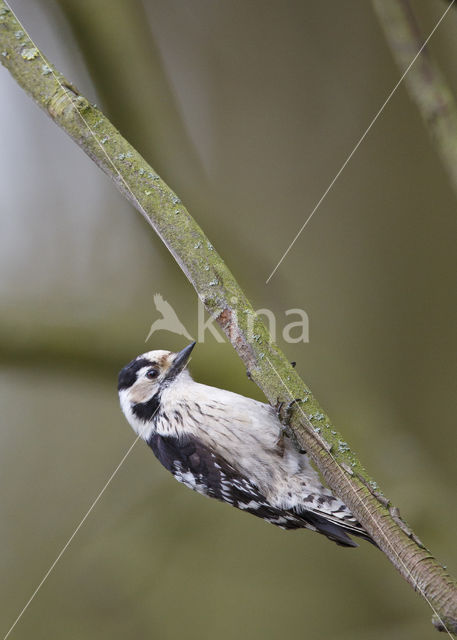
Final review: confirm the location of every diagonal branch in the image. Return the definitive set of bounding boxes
[0,2,456,633]
[372,0,457,196]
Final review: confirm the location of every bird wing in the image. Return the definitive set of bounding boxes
[149,432,273,510]
[147,432,371,547]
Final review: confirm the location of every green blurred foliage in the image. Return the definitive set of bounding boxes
[0,1,456,638]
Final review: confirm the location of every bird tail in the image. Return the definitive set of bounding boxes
[300,510,378,548]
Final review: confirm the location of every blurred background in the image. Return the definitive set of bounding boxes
[1,1,456,638]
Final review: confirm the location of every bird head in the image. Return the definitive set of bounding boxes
[118,342,196,437]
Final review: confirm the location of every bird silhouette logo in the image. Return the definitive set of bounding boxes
[145,294,193,342]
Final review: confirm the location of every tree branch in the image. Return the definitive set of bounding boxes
[1,2,456,632]
[372,0,457,197]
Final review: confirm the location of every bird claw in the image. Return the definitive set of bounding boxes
[275,398,302,426]
[275,398,307,452]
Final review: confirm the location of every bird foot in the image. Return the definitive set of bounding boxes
[275,398,307,452]
[275,398,302,426]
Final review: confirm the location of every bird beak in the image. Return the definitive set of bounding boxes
[166,341,196,380]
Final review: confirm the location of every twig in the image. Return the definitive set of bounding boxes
[372,0,457,195]
[1,2,456,633]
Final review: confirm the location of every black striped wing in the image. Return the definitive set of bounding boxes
[146,433,365,546]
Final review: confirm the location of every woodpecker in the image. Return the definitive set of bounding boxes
[118,342,373,547]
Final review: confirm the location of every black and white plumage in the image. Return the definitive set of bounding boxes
[118,343,373,547]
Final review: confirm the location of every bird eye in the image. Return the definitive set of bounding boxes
[146,368,159,380]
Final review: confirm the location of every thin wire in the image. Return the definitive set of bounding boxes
[2,357,190,638]
[3,434,141,640]
[265,0,456,284]
[265,356,454,639]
